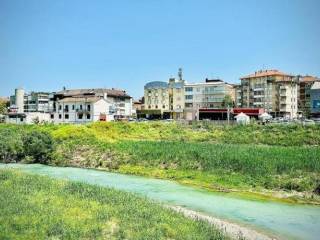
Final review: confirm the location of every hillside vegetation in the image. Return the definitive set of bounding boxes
[0,122,320,203]
[0,169,227,240]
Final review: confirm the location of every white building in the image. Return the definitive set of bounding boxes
[51,97,114,124]
[6,88,52,124]
[9,88,52,113]
[52,88,132,123]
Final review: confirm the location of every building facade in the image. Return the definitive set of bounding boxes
[239,70,298,118]
[53,88,132,121]
[310,82,320,119]
[184,79,235,120]
[9,88,52,113]
[51,97,114,124]
[297,75,320,118]
[6,88,52,124]
[144,78,185,119]
[6,87,132,124]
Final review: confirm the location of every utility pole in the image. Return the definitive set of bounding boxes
[227,104,230,125]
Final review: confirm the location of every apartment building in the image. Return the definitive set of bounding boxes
[297,75,320,118]
[234,84,242,107]
[239,70,298,118]
[52,96,113,123]
[144,78,185,119]
[184,79,235,120]
[6,87,132,124]
[310,82,320,119]
[9,88,52,113]
[6,88,52,124]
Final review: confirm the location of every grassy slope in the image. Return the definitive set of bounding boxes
[0,169,227,240]
[1,122,320,203]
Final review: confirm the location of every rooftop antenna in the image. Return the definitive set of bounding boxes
[178,68,183,81]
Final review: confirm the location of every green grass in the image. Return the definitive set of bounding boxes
[1,122,320,203]
[0,169,228,240]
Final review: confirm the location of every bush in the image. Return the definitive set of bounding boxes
[0,128,24,163]
[22,131,55,164]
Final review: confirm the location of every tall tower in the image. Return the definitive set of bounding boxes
[15,88,25,113]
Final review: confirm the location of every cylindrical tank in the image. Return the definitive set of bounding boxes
[15,88,25,113]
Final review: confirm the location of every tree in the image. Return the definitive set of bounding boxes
[22,131,55,164]
[222,94,234,107]
[0,100,8,115]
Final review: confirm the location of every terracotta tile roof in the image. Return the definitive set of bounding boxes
[57,97,103,103]
[240,70,293,79]
[299,75,320,82]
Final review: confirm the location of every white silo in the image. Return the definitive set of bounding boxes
[15,88,25,113]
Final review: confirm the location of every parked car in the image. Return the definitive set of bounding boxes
[302,119,315,125]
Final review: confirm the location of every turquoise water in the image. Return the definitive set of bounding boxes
[1,163,319,240]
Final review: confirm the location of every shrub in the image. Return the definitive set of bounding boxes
[0,128,24,163]
[22,130,55,164]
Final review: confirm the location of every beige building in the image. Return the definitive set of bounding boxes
[239,70,298,118]
[144,78,185,119]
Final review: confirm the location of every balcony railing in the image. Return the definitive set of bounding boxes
[280,91,286,97]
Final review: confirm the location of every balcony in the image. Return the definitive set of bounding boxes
[253,95,264,98]
[76,109,90,113]
[253,102,263,106]
[280,91,286,97]
[253,87,264,91]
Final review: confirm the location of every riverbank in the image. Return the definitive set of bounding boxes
[2,163,320,240]
[0,169,228,240]
[1,122,319,204]
[170,206,274,240]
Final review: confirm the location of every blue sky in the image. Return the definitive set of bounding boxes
[0,0,319,98]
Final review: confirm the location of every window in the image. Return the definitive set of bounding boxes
[148,105,151,109]
[185,95,193,100]
[72,105,75,110]
[185,87,193,92]
[80,105,83,110]
[87,114,91,119]
[78,113,83,119]
[65,114,69,119]
[162,105,165,109]
[59,105,62,110]
[65,105,69,112]
[50,114,54,119]
[87,104,91,111]
[155,105,158,109]
[185,103,193,108]
[59,114,62,119]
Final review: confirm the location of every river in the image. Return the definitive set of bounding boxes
[1,163,319,240]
